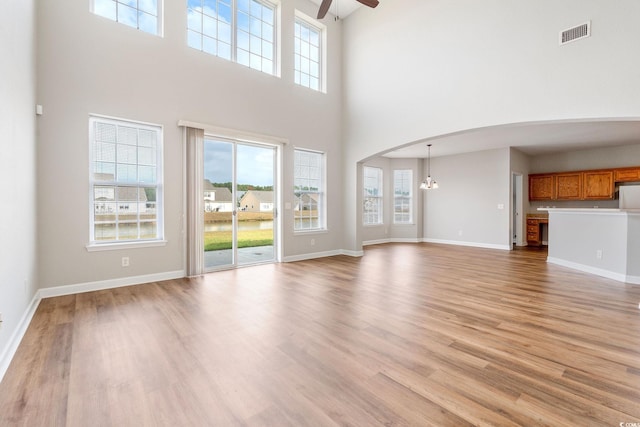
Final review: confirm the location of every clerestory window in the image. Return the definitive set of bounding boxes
[187,0,277,75]
[92,0,162,36]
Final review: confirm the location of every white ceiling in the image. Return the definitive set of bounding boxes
[382,120,640,159]
[308,0,364,19]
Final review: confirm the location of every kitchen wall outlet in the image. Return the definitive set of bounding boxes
[458,229,463,236]
[497,204,505,210]
[310,238,315,246]
[596,250,603,260]
[122,256,130,267]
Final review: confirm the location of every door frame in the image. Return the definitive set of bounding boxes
[181,121,286,276]
[202,137,282,272]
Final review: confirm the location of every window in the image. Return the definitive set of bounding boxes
[187,0,276,75]
[89,116,163,245]
[393,170,413,224]
[92,0,162,35]
[363,166,383,225]
[294,14,323,91]
[294,149,325,231]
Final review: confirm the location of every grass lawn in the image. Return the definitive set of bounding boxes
[204,228,273,251]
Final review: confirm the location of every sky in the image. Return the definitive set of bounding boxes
[204,139,274,187]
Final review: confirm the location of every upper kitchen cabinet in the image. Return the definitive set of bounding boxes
[583,170,614,200]
[529,174,555,200]
[555,172,582,200]
[614,167,640,183]
[529,167,636,201]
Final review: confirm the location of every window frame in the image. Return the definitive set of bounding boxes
[187,0,279,76]
[293,148,326,233]
[363,166,383,226]
[87,115,165,250]
[91,0,163,36]
[294,11,325,92]
[393,169,413,225]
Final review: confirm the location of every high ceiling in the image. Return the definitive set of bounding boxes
[307,2,640,160]
[382,120,640,159]
[307,0,364,19]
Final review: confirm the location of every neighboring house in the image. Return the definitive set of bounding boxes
[203,181,234,212]
[240,190,274,212]
[294,193,319,211]
[94,187,148,214]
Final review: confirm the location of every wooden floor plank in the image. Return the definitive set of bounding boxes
[2,243,640,426]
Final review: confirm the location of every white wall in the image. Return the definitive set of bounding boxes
[341,0,640,252]
[0,0,38,371]
[424,149,511,249]
[36,0,345,287]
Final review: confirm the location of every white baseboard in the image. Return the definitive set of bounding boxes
[283,250,344,262]
[423,238,511,251]
[39,270,186,299]
[390,238,422,244]
[0,293,41,383]
[0,270,186,383]
[626,275,640,285]
[362,238,390,246]
[546,257,633,284]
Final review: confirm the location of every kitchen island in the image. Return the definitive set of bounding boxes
[542,208,640,284]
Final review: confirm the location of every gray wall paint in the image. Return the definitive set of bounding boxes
[530,143,640,173]
[628,216,640,279]
[36,0,344,288]
[341,0,640,252]
[548,211,628,276]
[0,0,38,362]
[424,149,511,248]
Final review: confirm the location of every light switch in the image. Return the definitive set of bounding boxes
[497,204,505,210]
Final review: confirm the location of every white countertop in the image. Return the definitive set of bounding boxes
[537,207,640,215]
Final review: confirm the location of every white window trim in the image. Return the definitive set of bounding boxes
[87,114,165,249]
[363,166,383,226]
[294,147,327,233]
[393,169,414,225]
[91,0,164,37]
[293,10,326,93]
[187,0,280,77]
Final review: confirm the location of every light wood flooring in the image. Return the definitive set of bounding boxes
[1,243,640,426]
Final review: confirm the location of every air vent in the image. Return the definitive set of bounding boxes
[559,21,591,45]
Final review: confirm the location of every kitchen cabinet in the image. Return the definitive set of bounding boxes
[529,174,555,200]
[555,172,582,200]
[529,166,637,201]
[614,167,640,183]
[583,170,614,200]
[526,216,548,246]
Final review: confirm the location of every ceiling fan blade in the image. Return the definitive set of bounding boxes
[356,0,379,8]
[317,0,333,19]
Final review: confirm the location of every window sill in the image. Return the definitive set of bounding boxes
[294,229,329,236]
[86,240,168,252]
[363,224,384,228]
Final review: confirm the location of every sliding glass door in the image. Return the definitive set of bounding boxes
[203,138,277,270]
